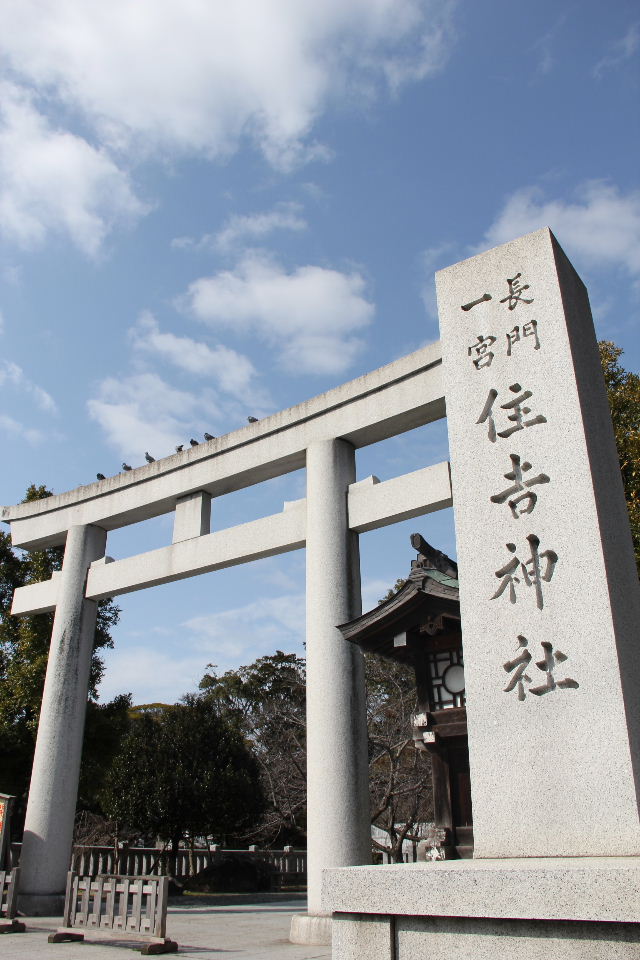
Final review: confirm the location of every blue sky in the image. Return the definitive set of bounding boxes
[1,0,638,704]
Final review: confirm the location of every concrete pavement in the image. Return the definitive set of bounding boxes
[1,896,332,960]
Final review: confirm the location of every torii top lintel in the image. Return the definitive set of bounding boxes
[2,342,445,550]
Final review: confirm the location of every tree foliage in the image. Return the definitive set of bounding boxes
[365,652,432,862]
[378,578,408,605]
[101,696,264,851]
[199,651,307,846]
[199,648,432,859]
[78,694,133,812]
[599,340,640,575]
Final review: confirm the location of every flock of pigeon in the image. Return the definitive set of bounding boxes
[96,417,260,482]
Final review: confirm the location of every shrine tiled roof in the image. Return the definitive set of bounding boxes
[338,555,460,662]
[418,567,459,590]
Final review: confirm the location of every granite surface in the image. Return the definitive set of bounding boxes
[332,914,392,958]
[435,228,640,858]
[396,916,640,960]
[323,858,640,923]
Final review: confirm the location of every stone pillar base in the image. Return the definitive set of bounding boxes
[332,913,640,959]
[289,913,332,945]
[17,893,65,917]
[323,859,640,960]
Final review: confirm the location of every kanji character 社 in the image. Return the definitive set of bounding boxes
[503,634,532,701]
[503,636,579,700]
[529,641,580,696]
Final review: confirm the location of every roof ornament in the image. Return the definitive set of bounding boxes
[409,533,458,580]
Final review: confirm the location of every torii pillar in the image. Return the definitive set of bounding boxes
[290,438,371,944]
[18,524,106,915]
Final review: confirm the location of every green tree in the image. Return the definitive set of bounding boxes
[199,651,307,846]
[78,694,133,812]
[101,696,264,859]
[378,579,408,604]
[599,340,640,575]
[199,648,433,860]
[0,484,123,826]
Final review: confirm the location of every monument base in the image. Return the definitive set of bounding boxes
[289,913,332,945]
[323,857,640,959]
[17,893,65,917]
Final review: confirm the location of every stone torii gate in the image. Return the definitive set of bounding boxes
[5,228,640,956]
[3,337,451,938]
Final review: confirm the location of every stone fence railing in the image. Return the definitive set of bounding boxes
[73,845,306,883]
[10,843,306,885]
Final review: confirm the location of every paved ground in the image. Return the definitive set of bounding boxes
[1,895,332,960]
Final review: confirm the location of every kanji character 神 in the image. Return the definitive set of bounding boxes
[490,453,550,517]
[500,273,534,310]
[477,382,547,442]
[491,534,558,609]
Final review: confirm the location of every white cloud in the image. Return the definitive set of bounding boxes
[170,236,196,251]
[480,181,640,279]
[0,359,58,413]
[130,312,261,398]
[183,593,305,662]
[184,251,374,374]
[256,560,302,593]
[300,181,329,204]
[1,263,22,286]
[101,590,306,701]
[421,240,458,319]
[99,645,211,704]
[593,22,640,79]
[0,0,456,172]
[0,412,43,445]
[87,371,221,460]
[171,202,307,254]
[0,82,147,256]
[214,202,307,252]
[377,0,457,91]
[531,16,566,78]
[361,577,394,611]
[0,2,456,252]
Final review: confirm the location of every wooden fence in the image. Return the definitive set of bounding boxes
[0,868,25,933]
[70,844,307,886]
[49,872,177,954]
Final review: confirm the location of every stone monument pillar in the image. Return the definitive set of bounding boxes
[323,229,640,959]
[19,524,107,915]
[290,438,371,945]
[437,227,640,858]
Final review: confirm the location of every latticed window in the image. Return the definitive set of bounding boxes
[427,648,465,709]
